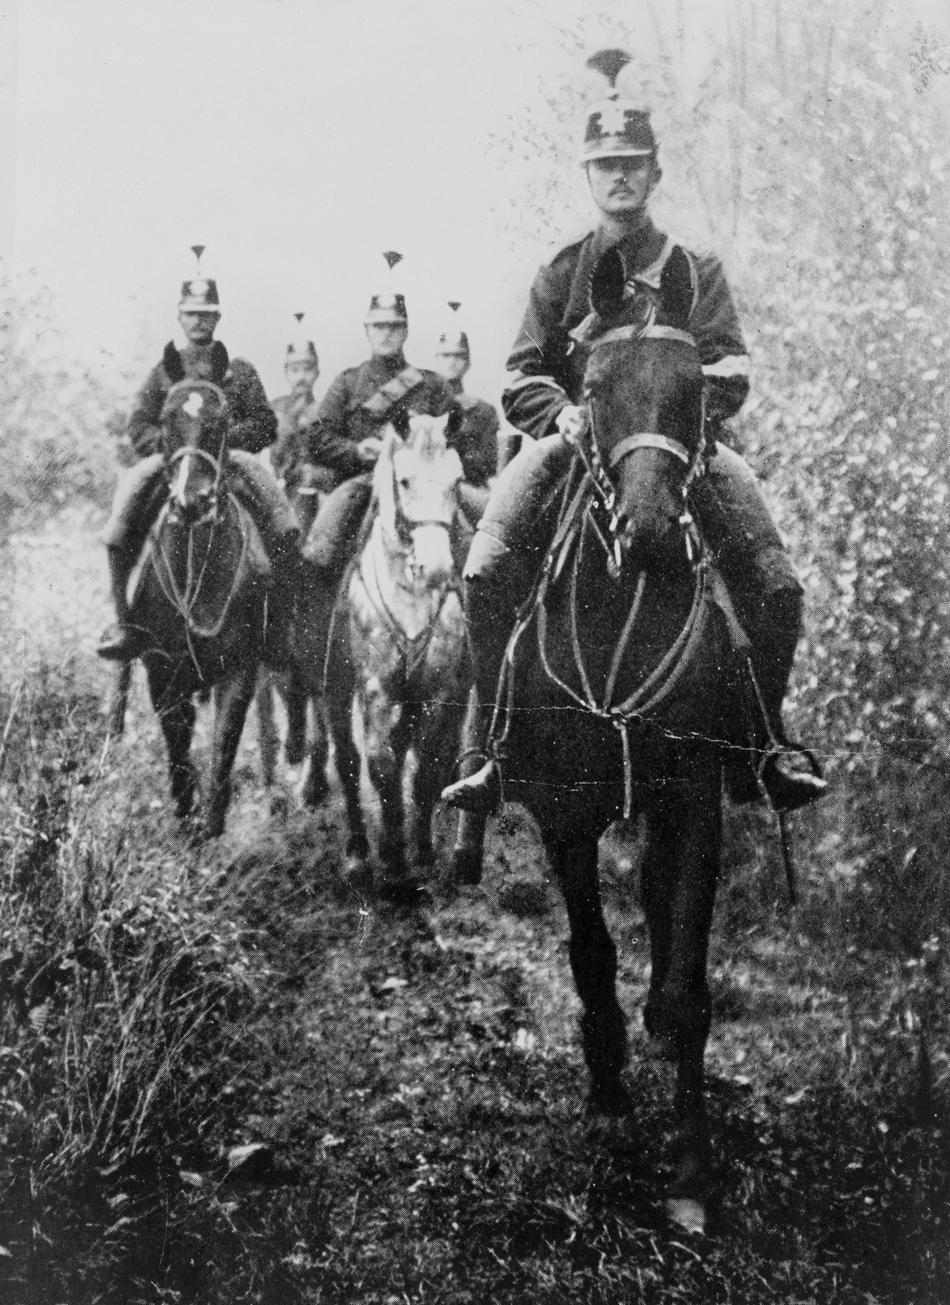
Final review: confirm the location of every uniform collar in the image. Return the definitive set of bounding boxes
[368,352,408,378]
[180,342,224,381]
[592,215,666,274]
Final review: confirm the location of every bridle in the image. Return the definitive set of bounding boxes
[162,382,231,528]
[150,388,247,658]
[385,454,458,557]
[351,439,462,682]
[572,321,708,573]
[488,318,713,816]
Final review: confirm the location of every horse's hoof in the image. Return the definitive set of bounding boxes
[586,1079,631,1118]
[302,772,331,808]
[643,1030,679,1063]
[665,1196,706,1236]
[450,846,483,886]
[344,856,373,897]
[378,875,428,909]
[269,788,291,819]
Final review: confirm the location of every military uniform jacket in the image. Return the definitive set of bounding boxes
[270,389,321,485]
[306,354,454,481]
[127,343,278,458]
[445,382,500,487]
[503,218,750,441]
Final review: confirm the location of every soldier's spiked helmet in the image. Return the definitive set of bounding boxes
[178,245,221,313]
[580,49,657,164]
[435,302,469,360]
[364,251,408,325]
[286,312,318,365]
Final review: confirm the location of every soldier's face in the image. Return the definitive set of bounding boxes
[178,310,220,345]
[366,321,409,358]
[285,359,319,392]
[586,156,660,220]
[434,351,469,383]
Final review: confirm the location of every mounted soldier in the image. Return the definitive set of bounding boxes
[443,50,827,816]
[97,247,301,668]
[301,250,457,582]
[432,301,501,490]
[270,312,324,535]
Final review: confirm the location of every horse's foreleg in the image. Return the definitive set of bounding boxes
[150,670,197,821]
[365,694,410,884]
[449,686,486,886]
[283,668,309,769]
[643,774,721,1231]
[551,834,628,1114]
[206,665,257,838]
[255,673,280,788]
[106,661,133,738]
[411,698,463,871]
[325,661,368,872]
[301,694,331,807]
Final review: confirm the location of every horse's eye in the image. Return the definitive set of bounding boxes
[398,478,411,490]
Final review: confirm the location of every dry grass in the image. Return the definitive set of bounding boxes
[0,514,949,1304]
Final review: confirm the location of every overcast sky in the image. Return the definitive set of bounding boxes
[1,0,948,402]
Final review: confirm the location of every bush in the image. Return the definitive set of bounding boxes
[0,670,268,1290]
[0,269,126,535]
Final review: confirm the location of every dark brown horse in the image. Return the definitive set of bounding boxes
[116,375,269,838]
[458,246,744,1232]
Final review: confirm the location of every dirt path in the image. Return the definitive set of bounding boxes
[3,509,948,1304]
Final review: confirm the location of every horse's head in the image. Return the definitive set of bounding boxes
[374,406,464,588]
[160,377,231,525]
[581,244,705,567]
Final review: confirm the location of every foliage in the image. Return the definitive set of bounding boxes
[0,268,126,536]
[0,671,271,1301]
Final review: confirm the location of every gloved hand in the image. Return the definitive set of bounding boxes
[555,404,586,445]
[357,436,383,465]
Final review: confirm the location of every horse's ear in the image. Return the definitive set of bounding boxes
[163,340,184,382]
[589,246,627,321]
[390,404,410,440]
[659,246,696,331]
[210,341,230,384]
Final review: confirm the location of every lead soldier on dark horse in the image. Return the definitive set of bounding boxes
[443,50,827,818]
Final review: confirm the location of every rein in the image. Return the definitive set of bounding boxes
[355,507,460,684]
[489,320,712,816]
[149,440,249,656]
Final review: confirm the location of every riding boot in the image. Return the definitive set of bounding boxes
[441,564,529,815]
[262,533,303,670]
[728,587,827,813]
[97,547,142,661]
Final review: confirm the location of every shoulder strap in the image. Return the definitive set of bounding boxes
[360,364,427,418]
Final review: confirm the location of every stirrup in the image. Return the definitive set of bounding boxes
[759,744,827,814]
[441,752,503,815]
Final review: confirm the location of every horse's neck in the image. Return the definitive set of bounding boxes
[156,495,244,602]
[547,519,697,691]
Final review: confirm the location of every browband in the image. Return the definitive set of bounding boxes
[591,323,697,352]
